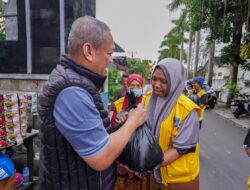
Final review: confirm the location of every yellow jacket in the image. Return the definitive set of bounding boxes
[197,89,207,120]
[248,176,250,190]
[113,91,151,113]
[157,94,201,184]
[114,92,200,184]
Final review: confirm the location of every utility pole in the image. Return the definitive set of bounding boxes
[127,51,137,58]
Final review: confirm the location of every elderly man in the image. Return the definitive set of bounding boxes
[114,73,129,101]
[38,16,146,190]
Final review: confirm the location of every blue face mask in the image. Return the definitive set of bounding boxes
[129,89,143,98]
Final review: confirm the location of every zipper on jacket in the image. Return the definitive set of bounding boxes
[99,172,102,189]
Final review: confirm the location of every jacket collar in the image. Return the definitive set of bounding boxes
[60,54,107,90]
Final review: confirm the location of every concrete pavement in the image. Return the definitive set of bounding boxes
[212,103,250,129]
[200,110,249,190]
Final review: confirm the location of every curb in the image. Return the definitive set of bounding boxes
[212,109,250,130]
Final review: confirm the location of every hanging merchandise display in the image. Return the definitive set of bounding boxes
[18,94,29,137]
[3,93,23,146]
[0,95,6,148]
[26,92,38,113]
[0,92,38,149]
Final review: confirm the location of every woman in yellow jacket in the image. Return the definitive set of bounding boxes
[111,73,151,190]
[147,58,201,190]
[111,74,150,127]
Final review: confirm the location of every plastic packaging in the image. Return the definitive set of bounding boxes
[113,92,163,172]
[18,94,29,137]
[22,165,29,186]
[15,172,24,188]
[3,93,23,146]
[0,152,15,180]
[0,95,6,149]
[118,122,163,172]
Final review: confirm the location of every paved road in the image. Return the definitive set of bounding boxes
[200,110,249,190]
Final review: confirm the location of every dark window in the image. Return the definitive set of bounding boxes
[0,0,18,41]
[0,0,27,73]
[30,0,60,74]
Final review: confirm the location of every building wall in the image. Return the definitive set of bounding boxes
[0,0,27,73]
[0,0,96,74]
[212,66,250,103]
[0,0,96,91]
[0,79,46,92]
[30,1,61,74]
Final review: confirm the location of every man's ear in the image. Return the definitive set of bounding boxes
[82,43,94,62]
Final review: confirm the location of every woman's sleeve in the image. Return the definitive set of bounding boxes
[173,110,200,155]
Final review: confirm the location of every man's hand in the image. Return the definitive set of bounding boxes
[83,104,146,171]
[126,103,147,129]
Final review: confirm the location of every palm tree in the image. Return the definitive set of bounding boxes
[170,11,189,62]
[158,29,182,60]
[168,0,204,78]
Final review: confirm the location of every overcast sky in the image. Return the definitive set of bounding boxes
[96,0,180,62]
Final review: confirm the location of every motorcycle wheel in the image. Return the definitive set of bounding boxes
[234,110,240,119]
[209,102,215,109]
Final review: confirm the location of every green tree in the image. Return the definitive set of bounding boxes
[127,58,151,79]
[108,58,152,101]
[209,0,249,105]
[108,67,122,101]
[0,0,4,14]
[168,0,250,105]
[158,10,189,60]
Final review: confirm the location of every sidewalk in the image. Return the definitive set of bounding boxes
[212,104,250,129]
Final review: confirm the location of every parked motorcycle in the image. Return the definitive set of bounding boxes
[230,93,250,118]
[202,84,217,109]
[183,80,193,95]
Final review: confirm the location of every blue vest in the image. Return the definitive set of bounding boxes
[38,54,115,190]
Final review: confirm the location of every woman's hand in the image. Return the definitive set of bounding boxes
[161,148,181,166]
[116,112,129,124]
[119,163,146,179]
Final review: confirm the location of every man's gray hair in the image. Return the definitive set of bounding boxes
[68,16,111,54]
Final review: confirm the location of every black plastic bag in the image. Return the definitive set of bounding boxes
[113,92,163,172]
[118,122,163,172]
